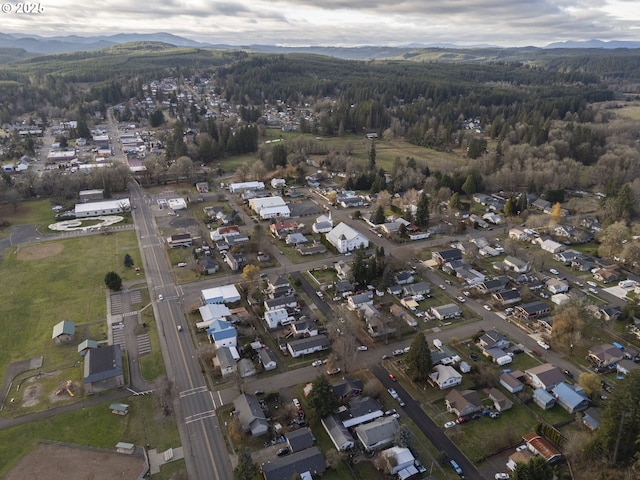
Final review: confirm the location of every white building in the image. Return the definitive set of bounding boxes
[326,222,369,254]
[168,197,188,211]
[271,178,286,189]
[201,284,241,304]
[229,181,265,193]
[74,198,130,218]
[264,308,292,329]
[248,196,291,219]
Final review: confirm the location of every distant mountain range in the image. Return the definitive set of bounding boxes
[1,32,640,59]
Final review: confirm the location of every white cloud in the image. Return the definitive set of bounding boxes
[2,0,639,46]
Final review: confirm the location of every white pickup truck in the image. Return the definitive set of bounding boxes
[388,388,398,399]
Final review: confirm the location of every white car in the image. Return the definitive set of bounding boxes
[293,398,301,408]
[457,296,466,303]
[439,284,446,290]
[158,294,164,301]
[495,473,510,479]
[550,268,559,275]
[311,360,323,367]
[357,345,368,351]
[393,349,405,356]
[177,262,187,267]
[483,304,491,311]
[316,291,324,298]
[444,421,456,429]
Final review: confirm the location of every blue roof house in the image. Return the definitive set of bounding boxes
[206,319,237,348]
[533,388,555,410]
[551,382,590,413]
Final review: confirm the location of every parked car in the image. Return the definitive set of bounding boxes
[382,354,391,360]
[158,294,164,301]
[385,409,397,416]
[490,411,500,419]
[327,367,341,375]
[470,352,479,361]
[550,268,559,275]
[495,472,510,479]
[532,349,542,356]
[463,291,471,297]
[393,349,405,356]
[177,325,183,332]
[277,447,290,457]
[254,390,265,396]
[177,262,187,267]
[444,421,456,429]
[357,345,368,351]
[450,459,464,476]
[293,398,301,408]
[311,360,324,367]
[397,397,406,407]
[439,284,446,290]
[388,388,398,399]
[316,291,323,298]
[512,348,524,355]
[456,416,470,424]
[483,304,492,311]
[457,296,466,302]
[564,369,574,378]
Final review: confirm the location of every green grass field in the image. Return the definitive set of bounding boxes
[0,231,142,386]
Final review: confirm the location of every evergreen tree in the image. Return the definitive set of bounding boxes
[461,173,478,196]
[449,192,461,210]
[123,253,134,268]
[375,205,386,225]
[415,192,430,227]
[308,375,339,419]
[234,446,259,480]
[405,333,432,381]
[394,424,415,450]
[104,271,122,291]
[511,455,553,480]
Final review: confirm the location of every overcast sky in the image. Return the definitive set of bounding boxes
[3,0,639,47]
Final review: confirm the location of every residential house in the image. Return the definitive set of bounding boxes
[267,275,294,298]
[296,244,327,256]
[546,278,569,294]
[500,371,524,394]
[338,396,383,428]
[487,388,513,412]
[402,284,431,300]
[532,198,552,211]
[597,306,622,322]
[430,304,462,320]
[322,415,355,451]
[540,239,565,254]
[552,382,590,413]
[214,346,238,378]
[83,345,125,395]
[522,433,562,463]
[347,292,374,310]
[582,407,601,431]
[229,181,265,193]
[380,447,415,476]
[285,233,308,245]
[509,228,528,241]
[526,364,565,391]
[291,318,318,337]
[197,257,219,275]
[261,446,326,480]
[339,195,364,208]
[456,267,486,285]
[476,276,509,293]
[445,389,482,417]
[533,388,556,410]
[430,365,463,390]
[259,348,277,371]
[312,213,334,234]
[514,301,551,321]
[286,427,315,453]
[205,319,237,348]
[572,256,596,272]
[332,377,364,401]
[224,252,243,271]
[394,271,415,285]
[478,330,510,350]
[335,261,352,280]
[504,256,530,273]
[264,295,297,311]
[326,222,369,254]
[593,268,620,284]
[554,249,581,264]
[335,280,355,296]
[233,393,268,436]
[264,308,291,329]
[52,320,76,344]
[432,248,462,266]
[588,344,624,368]
[271,178,286,189]
[287,334,330,358]
[492,289,521,306]
[270,221,300,239]
[238,358,257,378]
[355,416,399,452]
[210,225,241,242]
[482,212,502,224]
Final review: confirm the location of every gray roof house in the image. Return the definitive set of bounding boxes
[52,320,76,344]
[215,346,238,378]
[500,371,524,393]
[286,427,315,453]
[233,393,269,436]
[355,416,399,452]
[526,364,565,391]
[261,446,326,480]
[322,415,355,451]
[430,304,462,320]
[403,282,431,296]
[533,388,556,410]
[259,348,277,371]
[338,396,383,428]
[287,334,330,358]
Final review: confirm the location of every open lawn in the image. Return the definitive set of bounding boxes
[0,200,62,236]
[0,231,142,386]
[0,395,180,477]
